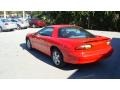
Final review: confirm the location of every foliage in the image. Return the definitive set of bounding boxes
[31,11,120,32]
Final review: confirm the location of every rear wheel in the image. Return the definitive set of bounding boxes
[51,49,65,68]
[26,39,32,50]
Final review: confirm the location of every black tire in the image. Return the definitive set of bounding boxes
[17,24,21,30]
[51,49,65,68]
[10,29,14,31]
[0,27,3,32]
[24,27,27,29]
[26,39,32,50]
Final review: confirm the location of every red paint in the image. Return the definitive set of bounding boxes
[29,19,46,27]
[26,25,113,64]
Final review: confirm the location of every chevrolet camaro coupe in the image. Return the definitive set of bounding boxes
[26,25,113,67]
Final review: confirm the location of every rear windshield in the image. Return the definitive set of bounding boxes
[59,27,95,38]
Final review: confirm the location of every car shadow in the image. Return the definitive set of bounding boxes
[20,43,81,70]
[0,30,15,33]
[68,38,120,79]
[20,38,120,78]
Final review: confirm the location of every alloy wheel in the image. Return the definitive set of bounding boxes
[26,39,31,49]
[52,51,61,65]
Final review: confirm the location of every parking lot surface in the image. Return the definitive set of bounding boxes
[0,28,120,79]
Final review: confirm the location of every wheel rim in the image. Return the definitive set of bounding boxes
[52,51,61,65]
[27,40,31,49]
[17,26,20,30]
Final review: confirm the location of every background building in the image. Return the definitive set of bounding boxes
[0,11,31,19]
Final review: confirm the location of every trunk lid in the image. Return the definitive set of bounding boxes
[59,35,110,50]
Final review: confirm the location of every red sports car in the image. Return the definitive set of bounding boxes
[26,25,113,67]
[29,18,46,28]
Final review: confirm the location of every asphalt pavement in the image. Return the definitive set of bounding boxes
[0,28,120,79]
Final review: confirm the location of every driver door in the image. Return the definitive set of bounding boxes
[34,27,54,55]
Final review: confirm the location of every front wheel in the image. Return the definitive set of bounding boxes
[26,39,32,50]
[17,24,21,30]
[51,49,65,68]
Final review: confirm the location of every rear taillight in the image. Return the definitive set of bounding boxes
[75,44,92,50]
[5,23,8,25]
[106,41,110,45]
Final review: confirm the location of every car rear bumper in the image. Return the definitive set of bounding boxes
[64,47,113,64]
[37,23,46,27]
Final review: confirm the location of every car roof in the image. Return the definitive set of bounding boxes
[47,25,78,28]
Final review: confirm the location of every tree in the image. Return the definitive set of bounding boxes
[31,11,120,32]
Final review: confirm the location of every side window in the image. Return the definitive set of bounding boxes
[11,20,17,22]
[38,27,54,36]
[59,28,68,38]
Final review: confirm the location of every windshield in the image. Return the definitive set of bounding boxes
[59,27,95,38]
[1,19,10,22]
